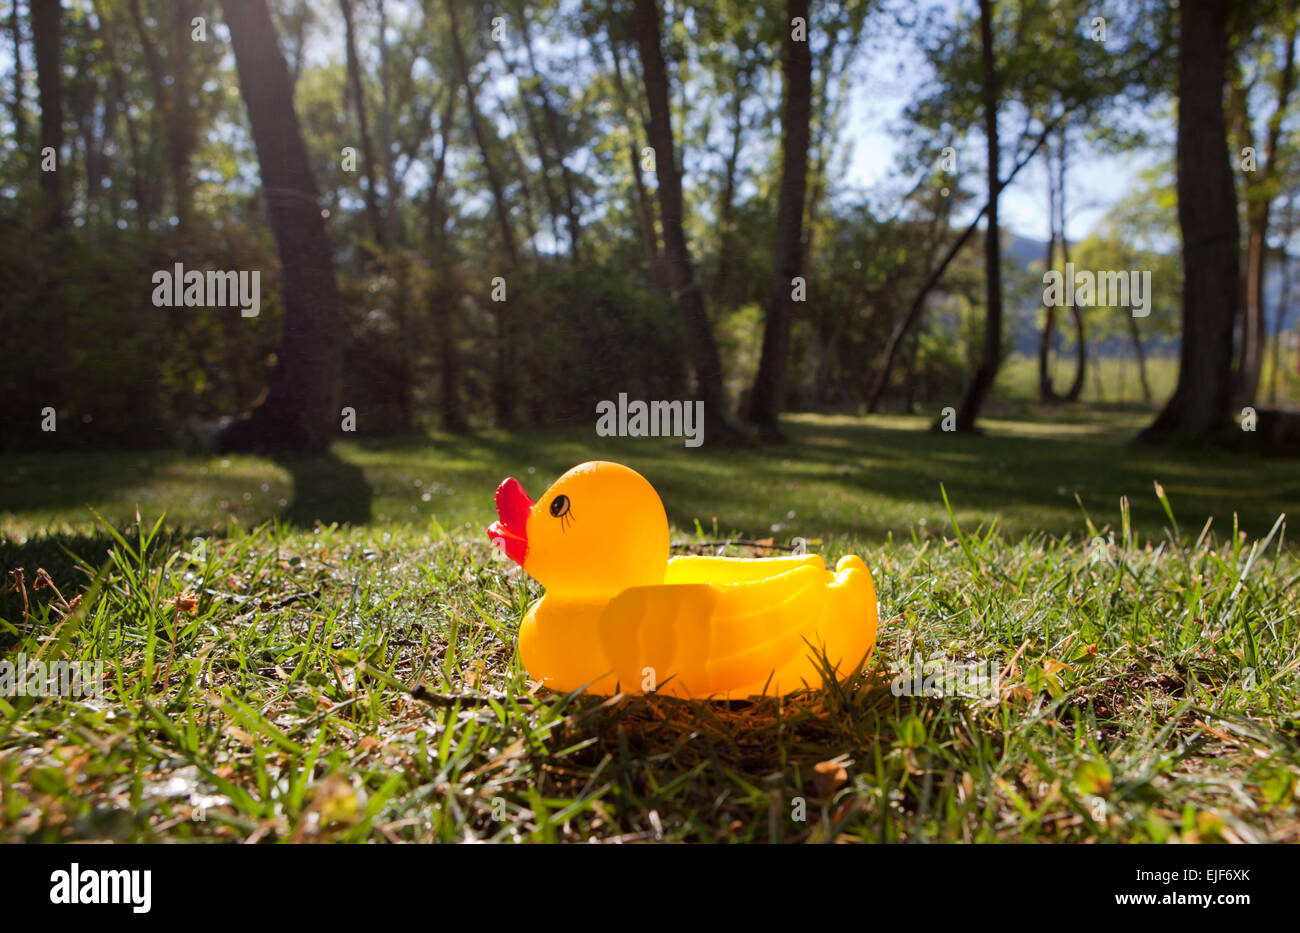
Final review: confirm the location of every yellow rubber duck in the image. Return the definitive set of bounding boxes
[488,461,878,699]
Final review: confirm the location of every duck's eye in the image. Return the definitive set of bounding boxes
[549,495,570,518]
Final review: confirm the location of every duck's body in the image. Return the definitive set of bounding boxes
[489,462,878,699]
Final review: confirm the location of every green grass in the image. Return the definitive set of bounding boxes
[4,409,1298,542]
[997,352,1181,407]
[1,409,1298,842]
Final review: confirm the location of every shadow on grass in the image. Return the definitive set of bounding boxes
[0,528,197,649]
[3,412,1296,543]
[273,451,373,527]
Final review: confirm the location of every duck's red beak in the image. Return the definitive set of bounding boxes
[488,477,534,566]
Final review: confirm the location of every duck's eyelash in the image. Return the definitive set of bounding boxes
[560,510,575,533]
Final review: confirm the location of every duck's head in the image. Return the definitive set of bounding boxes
[487,461,669,597]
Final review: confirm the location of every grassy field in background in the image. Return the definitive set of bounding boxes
[3,408,1298,543]
[1,407,1298,842]
[997,353,1181,408]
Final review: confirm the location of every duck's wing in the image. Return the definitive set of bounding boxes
[664,553,825,585]
[596,564,829,698]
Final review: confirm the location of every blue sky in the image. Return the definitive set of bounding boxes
[838,16,1162,244]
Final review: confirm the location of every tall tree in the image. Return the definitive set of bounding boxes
[517,1,582,260]
[32,0,64,231]
[881,0,1161,417]
[9,1,25,155]
[630,0,730,435]
[340,0,387,251]
[425,74,468,432]
[168,0,195,230]
[127,0,198,229]
[863,118,1059,414]
[710,84,747,307]
[1143,0,1240,439]
[1269,193,1295,405]
[1037,126,1086,403]
[608,33,665,292]
[493,30,566,250]
[1036,136,1061,401]
[1232,14,1298,407]
[748,0,813,438]
[446,0,519,427]
[376,0,397,233]
[217,0,344,452]
[953,0,1002,432]
[93,0,152,226]
[1054,128,1086,402]
[126,0,168,224]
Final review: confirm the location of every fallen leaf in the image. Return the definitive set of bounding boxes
[813,760,848,797]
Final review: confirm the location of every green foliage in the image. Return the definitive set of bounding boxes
[2,0,1297,442]
[513,262,689,423]
[0,219,284,448]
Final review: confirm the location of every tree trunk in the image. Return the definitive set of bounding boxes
[377,0,397,235]
[495,86,542,254]
[864,207,967,413]
[1142,0,1239,440]
[801,25,844,267]
[812,320,841,403]
[631,0,731,433]
[1091,345,1105,402]
[609,35,666,292]
[747,0,813,438]
[1235,23,1296,407]
[865,113,1063,414]
[374,0,413,431]
[953,0,1002,433]
[1062,303,1087,401]
[446,0,519,427]
[1126,312,1152,403]
[1059,182,1086,404]
[10,3,25,156]
[127,0,168,225]
[1039,123,1086,403]
[519,6,582,260]
[168,0,195,230]
[32,0,64,231]
[340,0,387,251]
[1268,199,1294,406]
[426,77,468,433]
[93,0,151,227]
[217,0,344,453]
[1037,218,1059,401]
[497,43,565,250]
[1268,248,1290,407]
[903,323,922,414]
[711,90,745,306]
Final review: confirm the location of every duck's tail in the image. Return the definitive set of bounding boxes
[740,555,878,697]
[818,555,879,679]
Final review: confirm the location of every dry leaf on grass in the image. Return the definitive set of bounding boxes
[813,759,849,797]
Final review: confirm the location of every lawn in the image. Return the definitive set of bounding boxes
[1,410,1297,842]
[4,409,1298,542]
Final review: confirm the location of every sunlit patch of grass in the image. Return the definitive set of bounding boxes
[3,409,1298,543]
